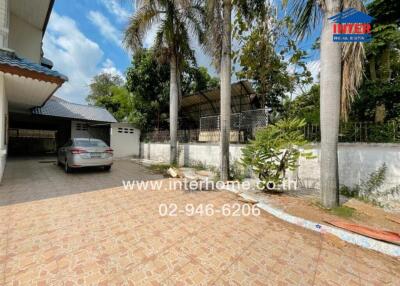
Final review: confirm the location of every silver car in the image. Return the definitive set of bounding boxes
[58,138,113,172]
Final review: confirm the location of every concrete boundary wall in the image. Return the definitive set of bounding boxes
[140,142,400,190]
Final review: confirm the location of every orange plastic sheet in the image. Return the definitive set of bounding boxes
[325,219,400,245]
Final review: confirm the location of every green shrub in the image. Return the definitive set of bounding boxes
[189,160,207,171]
[147,163,171,174]
[241,118,315,190]
[229,160,247,182]
[339,185,359,198]
[358,164,386,199]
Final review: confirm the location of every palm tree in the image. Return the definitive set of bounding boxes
[288,0,365,208]
[205,0,232,181]
[205,1,262,181]
[124,0,203,165]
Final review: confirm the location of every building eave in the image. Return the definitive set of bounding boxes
[0,49,68,84]
[42,0,55,37]
[0,63,65,85]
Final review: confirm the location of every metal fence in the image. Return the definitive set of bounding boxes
[143,121,400,144]
[304,122,400,143]
[199,109,268,131]
[143,129,200,143]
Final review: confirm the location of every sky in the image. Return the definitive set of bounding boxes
[43,0,320,105]
[43,0,134,104]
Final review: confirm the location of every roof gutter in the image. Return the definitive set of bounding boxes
[42,0,55,37]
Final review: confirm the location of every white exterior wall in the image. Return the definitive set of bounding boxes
[110,123,140,158]
[141,143,170,162]
[0,74,8,180]
[8,13,42,63]
[140,142,243,167]
[0,0,9,48]
[70,121,91,138]
[297,143,400,191]
[140,142,400,191]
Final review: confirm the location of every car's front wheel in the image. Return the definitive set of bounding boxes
[104,165,111,171]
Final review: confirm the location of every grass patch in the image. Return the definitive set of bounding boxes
[188,160,207,171]
[314,201,357,219]
[330,206,356,218]
[147,163,171,174]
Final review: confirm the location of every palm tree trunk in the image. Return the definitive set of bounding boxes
[380,46,391,82]
[177,66,182,108]
[369,56,377,81]
[373,47,391,123]
[320,0,341,208]
[169,54,179,165]
[220,0,232,181]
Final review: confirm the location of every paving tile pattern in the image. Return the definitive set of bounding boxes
[0,158,399,285]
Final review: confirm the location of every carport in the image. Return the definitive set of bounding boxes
[8,96,141,160]
[8,96,117,156]
[8,111,70,155]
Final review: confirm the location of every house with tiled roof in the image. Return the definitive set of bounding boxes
[0,0,139,181]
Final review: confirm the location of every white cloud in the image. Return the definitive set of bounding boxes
[307,60,320,83]
[43,12,123,104]
[99,0,131,23]
[87,10,122,47]
[101,58,125,80]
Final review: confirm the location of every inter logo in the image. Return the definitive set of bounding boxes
[329,8,374,43]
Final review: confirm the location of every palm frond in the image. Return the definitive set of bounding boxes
[152,21,170,63]
[287,0,323,40]
[203,0,223,70]
[286,0,366,121]
[340,0,367,121]
[123,3,161,52]
[341,42,365,121]
[180,2,205,46]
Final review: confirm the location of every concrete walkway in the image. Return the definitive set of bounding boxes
[0,159,399,285]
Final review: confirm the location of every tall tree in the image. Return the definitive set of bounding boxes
[125,49,170,131]
[206,0,290,180]
[288,0,365,208]
[364,0,400,123]
[205,0,232,181]
[124,49,218,131]
[285,84,320,124]
[233,1,312,113]
[86,72,125,114]
[181,66,219,95]
[124,0,203,165]
[220,0,232,182]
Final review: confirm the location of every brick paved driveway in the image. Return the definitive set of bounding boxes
[0,158,399,285]
[0,157,162,206]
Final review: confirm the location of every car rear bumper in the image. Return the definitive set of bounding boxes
[68,156,113,168]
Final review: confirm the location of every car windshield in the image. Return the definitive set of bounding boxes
[74,139,108,147]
